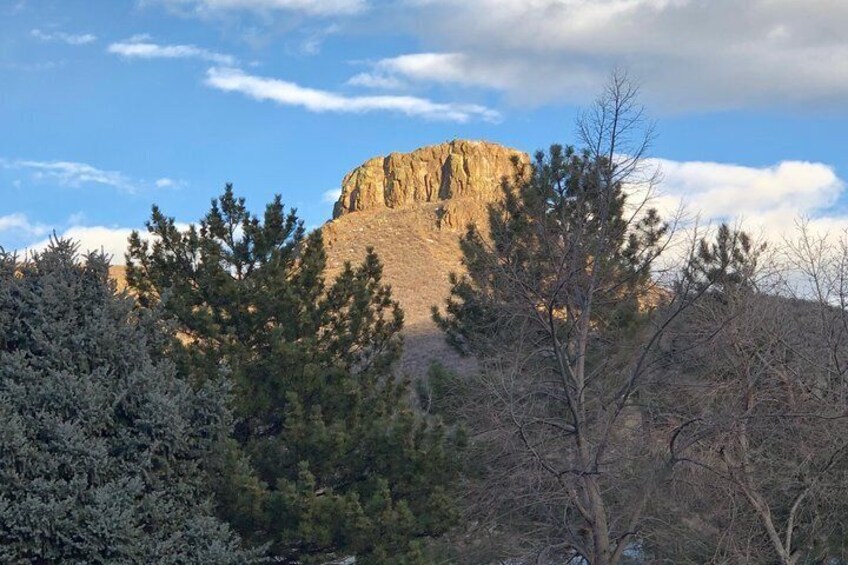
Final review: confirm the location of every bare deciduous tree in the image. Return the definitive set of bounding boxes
[435,71,702,564]
[651,223,848,564]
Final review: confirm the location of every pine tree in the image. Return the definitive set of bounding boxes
[684,222,765,294]
[126,185,461,563]
[0,239,258,564]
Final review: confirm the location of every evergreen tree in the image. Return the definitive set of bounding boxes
[126,185,461,563]
[684,222,765,294]
[0,239,257,563]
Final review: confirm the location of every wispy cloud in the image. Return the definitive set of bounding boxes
[31,28,97,45]
[108,38,237,65]
[2,159,138,192]
[6,158,848,264]
[0,61,61,72]
[205,66,500,122]
[347,72,406,90]
[1,159,180,194]
[297,23,340,55]
[67,212,86,226]
[4,1,28,16]
[151,0,367,17]
[0,213,49,238]
[154,177,186,188]
[348,53,474,91]
[322,188,341,203]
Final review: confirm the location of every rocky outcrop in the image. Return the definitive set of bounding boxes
[332,140,528,230]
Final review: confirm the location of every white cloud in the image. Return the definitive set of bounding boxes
[31,28,96,45]
[204,66,500,122]
[1,159,137,193]
[24,221,192,265]
[7,157,848,264]
[155,177,186,188]
[108,39,237,65]
[348,53,495,91]
[650,159,847,241]
[373,0,848,110]
[2,159,179,193]
[322,188,341,203]
[346,71,407,90]
[27,226,137,262]
[151,0,366,17]
[0,213,49,237]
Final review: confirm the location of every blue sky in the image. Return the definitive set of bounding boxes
[4,0,848,260]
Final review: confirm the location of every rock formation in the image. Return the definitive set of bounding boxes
[333,139,527,230]
[324,140,529,376]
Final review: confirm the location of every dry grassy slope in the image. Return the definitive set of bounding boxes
[109,265,127,291]
[321,203,478,377]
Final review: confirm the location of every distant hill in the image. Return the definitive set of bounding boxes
[110,140,528,376]
[324,140,528,376]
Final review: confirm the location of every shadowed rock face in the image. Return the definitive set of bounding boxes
[324,140,529,376]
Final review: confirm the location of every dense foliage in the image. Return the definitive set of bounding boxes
[126,185,462,563]
[0,240,256,563]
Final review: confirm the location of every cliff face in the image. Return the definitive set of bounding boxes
[324,140,528,376]
[333,139,527,229]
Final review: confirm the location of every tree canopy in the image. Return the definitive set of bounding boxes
[126,185,462,563]
[0,240,256,563]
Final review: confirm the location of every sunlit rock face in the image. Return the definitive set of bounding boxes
[333,139,528,228]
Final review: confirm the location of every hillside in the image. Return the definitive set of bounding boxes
[109,140,528,376]
[323,202,475,376]
[324,139,528,375]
